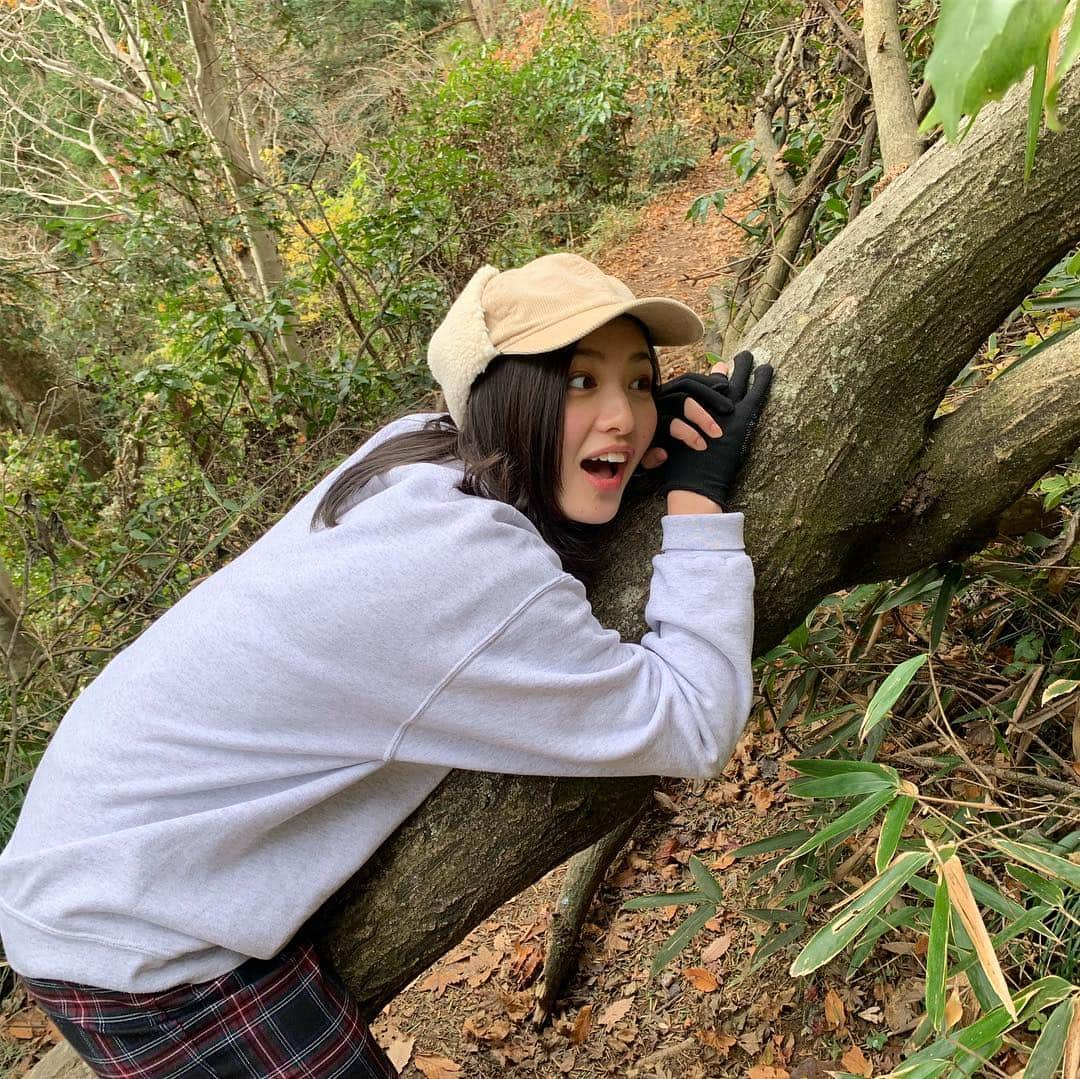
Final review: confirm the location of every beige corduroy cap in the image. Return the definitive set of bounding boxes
[427,253,704,424]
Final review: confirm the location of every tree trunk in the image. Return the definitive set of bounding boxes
[862,0,922,174]
[315,63,1080,1018]
[0,307,111,478]
[0,558,39,683]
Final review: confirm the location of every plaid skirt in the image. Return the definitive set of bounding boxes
[21,938,397,1079]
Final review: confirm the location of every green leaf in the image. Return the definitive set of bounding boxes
[1023,996,1073,1079]
[873,567,943,613]
[924,0,1069,142]
[1006,863,1065,907]
[790,851,931,976]
[929,564,964,651]
[846,906,919,976]
[789,759,899,781]
[750,923,805,971]
[688,855,723,903]
[1026,39,1051,180]
[732,829,812,859]
[876,794,916,873]
[926,876,951,1031]
[782,788,897,864]
[650,901,716,976]
[623,890,709,911]
[1043,678,1080,705]
[859,655,928,741]
[993,839,1080,889]
[790,772,898,798]
[1047,9,1080,126]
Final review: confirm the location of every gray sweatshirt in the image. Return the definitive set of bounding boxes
[0,414,755,992]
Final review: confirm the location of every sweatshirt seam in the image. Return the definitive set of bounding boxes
[385,576,565,761]
[0,896,175,958]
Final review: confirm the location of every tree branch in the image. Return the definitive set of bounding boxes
[862,0,921,173]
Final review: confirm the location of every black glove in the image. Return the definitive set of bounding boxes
[654,371,736,456]
[659,351,772,506]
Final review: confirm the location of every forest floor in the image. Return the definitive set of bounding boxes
[363,155,913,1079]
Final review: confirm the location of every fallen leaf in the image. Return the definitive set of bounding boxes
[682,967,719,992]
[841,1044,872,1078]
[711,853,735,871]
[751,784,777,814]
[414,1054,462,1079]
[1,1011,51,1039]
[599,997,634,1026]
[509,943,543,987]
[570,1004,593,1045]
[823,988,845,1029]
[748,1067,788,1079]
[941,854,1017,1019]
[696,1029,736,1056]
[701,932,732,962]
[944,987,963,1030]
[417,965,467,997]
[382,1029,414,1071]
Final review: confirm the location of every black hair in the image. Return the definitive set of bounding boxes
[311,317,661,583]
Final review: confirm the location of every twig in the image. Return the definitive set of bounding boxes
[893,752,1079,798]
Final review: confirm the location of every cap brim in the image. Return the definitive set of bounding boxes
[497,297,704,355]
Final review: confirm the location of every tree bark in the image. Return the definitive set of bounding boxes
[316,61,1080,1018]
[862,0,922,174]
[0,557,39,683]
[0,306,111,478]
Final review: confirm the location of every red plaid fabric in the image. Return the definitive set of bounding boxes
[22,938,397,1078]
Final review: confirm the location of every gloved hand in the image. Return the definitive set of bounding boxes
[654,371,736,456]
[659,350,772,507]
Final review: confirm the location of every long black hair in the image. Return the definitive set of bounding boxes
[311,318,661,583]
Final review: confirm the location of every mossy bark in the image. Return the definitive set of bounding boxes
[318,64,1080,1018]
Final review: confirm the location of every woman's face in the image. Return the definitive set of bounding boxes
[558,317,658,525]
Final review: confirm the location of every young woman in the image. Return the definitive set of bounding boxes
[0,253,771,1077]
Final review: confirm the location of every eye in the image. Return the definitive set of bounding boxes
[630,374,654,392]
[568,373,594,390]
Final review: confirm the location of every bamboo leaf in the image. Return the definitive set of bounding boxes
[1043,678,1080,706]
[789,851,930,976]
[929,564,964,650]
[732,829,812,859]
[650,902,715,976]
[789,759,899,781]
[688,855,723,903]
[1025,997,1073,1079]
[926,876,951,1031]
[994,839,1080,889]
[860,655,928,741]
[1066,997,1080,1079]
[1026,40,1051,179]
[790,772,898,798]
[782,788,896,864]
[876,794,916,873]
[623,891,708,911]
[1006,863,1065,907]
[940,854,1018,1019]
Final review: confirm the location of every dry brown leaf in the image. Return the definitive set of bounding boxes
[701,932,732,962]
[824,988,846,1029]
[570,1004,593,1045]
[748,1067,789,1079]
[682,967,719,992]
[1,1011,51,1040]
[417,964,467,997]
[840,1044,873,1078]
[382,1029,414,1071]
[696,1029,736,1056]
[598,997,634,1026]
[944,988,963,1031]
[941,854,1018,1019]
[1064,996,1080,1079]
[414,1054,463,1079]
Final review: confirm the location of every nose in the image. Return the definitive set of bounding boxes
[596,384,634,434]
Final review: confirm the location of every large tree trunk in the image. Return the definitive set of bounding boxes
[316,64,1080,1017]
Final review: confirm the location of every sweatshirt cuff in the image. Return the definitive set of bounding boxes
[661,511,745,551]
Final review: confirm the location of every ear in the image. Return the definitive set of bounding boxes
[427,265,501,425]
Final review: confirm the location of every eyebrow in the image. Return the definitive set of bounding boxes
[573,347,652,362]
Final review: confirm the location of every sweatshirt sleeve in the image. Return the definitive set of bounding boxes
[388,512,755,779]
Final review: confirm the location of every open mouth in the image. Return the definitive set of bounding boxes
[581,453,629,489]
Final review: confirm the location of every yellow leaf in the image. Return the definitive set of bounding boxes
[944,987,963,1031]
[940,854,1018,1019]
[682,967,719,992]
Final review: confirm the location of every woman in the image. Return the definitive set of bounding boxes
[0,253,771,1077]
